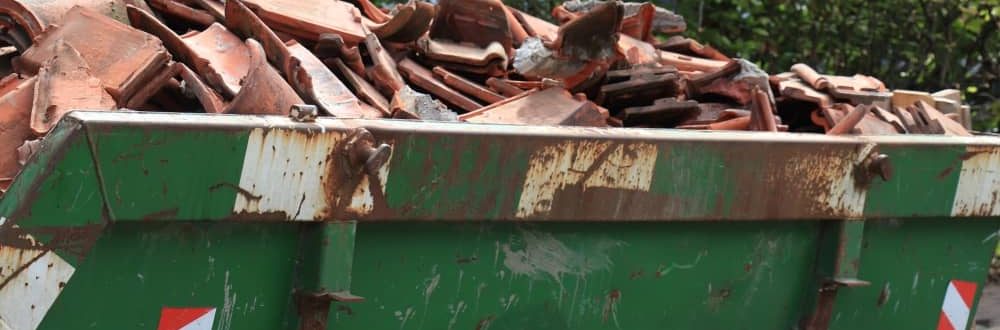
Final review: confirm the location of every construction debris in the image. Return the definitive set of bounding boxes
[0,0,983,194]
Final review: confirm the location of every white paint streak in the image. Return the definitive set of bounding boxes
[219,271,236,330]
[501,229,624,283]
[394,307,415,329]
[446,300,466,330]
[424,273,440,307]
[984,230,1000,244]
[0,250,74,330]
[500,294,517,311]
[655,250,707,277]
[516,142,658,218]
[952,147,1000,217]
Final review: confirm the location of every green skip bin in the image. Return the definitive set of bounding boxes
[1,111,999,330]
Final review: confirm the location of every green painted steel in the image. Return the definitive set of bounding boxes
[38,222,302,330]
[2,112,1000,330]
[336,221,821,329]
[90,127,250,222]
[862,145,966,217]
[829,219,999,329]
[24,219,999,329]
[299,221,357,293]
[4,112,1000,227]
[647,142,736,218]
[835,221,865,281]
[383,136,532,219]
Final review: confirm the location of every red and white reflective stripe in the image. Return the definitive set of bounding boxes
[158,307,217,330]
[938,280,977,330]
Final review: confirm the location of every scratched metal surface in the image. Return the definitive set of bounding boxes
[0,111,998,329]
[16,219,999,330]
[3,111,998,226]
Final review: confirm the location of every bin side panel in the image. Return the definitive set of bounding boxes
[89,127,250,222]
[333,221,819,329]
[10,113,997,223]
[829,219,1000,329]
[863,145,965,217]
[37,222,301,330]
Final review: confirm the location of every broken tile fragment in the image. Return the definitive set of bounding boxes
[430,0,512,57]
[460,87,607,127]
[330,58,391,116]
[432,66,505,104]
[598,66,681,111]
[287,39,378,118]
[417,38,509,77]
[17,6,171,105]
[241,0,366,44]
[364,0,433,43]
[225,39,303,115]
[0,75,36,188]
[621,97,699,127]
[391,85,459,121]
[30,40,115,135]
[555,0,621,61]
[398,57,483,112]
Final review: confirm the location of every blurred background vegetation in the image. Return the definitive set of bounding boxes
[380,0,1000,131]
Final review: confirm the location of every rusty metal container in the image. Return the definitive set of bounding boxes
[1,111,999,330]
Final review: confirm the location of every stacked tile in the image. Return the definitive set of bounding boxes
[0,0,981,194]
[772,63,971,136]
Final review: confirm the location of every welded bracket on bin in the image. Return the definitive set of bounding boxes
[804,220,869,330]
[295,221,362,330]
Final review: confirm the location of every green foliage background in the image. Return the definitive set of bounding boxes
[384,0,1000,131]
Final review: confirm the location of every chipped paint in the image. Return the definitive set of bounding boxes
[234,127,391,220]
[234,128,344,220]
[345,147,392,215]
[825,143,875,218]
[0,244,44,284]
[346,175,376,215]
[0,249,74,330]
[516,142,658,218]
[952,147,1000,217]
[750,142,871,219]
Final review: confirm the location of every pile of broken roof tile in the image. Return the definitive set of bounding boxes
[0,0,977,191]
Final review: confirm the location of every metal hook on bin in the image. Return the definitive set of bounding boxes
[854,150,892,187]
[343,128,391,177]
